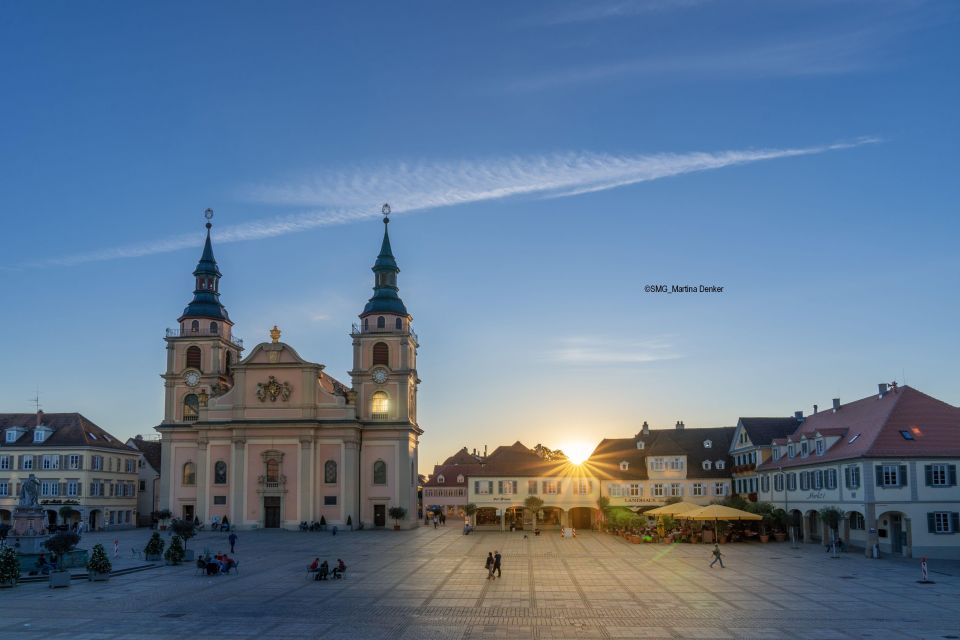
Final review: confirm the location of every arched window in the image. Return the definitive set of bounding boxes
[437,475,445,484]
[182,462,196,486]
[377,316,385,329]
[324,460,337,484]
[190,320,199,333]
[395,317,402,330]
[372,342,389,366]
[266,459,280,483]
[370,391,389,419]
[209,321,218,334]
[363,318,369,331]
[373,460,387,485]
[183,394,199,421]
[214,460,227,484]
[186,346,202,370]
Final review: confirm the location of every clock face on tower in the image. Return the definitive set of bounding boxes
[371,368,388,384]
[184,371,201,387]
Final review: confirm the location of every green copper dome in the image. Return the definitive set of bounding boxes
[179,222,230,322]
[362,216,408,317]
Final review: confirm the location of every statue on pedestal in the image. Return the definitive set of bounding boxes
[18,473,40,509]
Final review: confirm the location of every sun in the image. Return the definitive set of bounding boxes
[563,442,594,465]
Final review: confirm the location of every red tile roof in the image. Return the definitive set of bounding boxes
[0,412,133,451]
[758,386,960,469]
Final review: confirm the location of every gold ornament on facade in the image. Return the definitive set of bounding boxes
[270,325,281,343]
[198,389,209,407]
[256,376,292,402]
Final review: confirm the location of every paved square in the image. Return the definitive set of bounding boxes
[2,526,959,639]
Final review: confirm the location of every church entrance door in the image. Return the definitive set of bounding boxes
[264,497,281,528]
[374,504,386,528]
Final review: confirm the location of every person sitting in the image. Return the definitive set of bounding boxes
[332,558,346,579]
[300,521,309,531]
[205,555,220,576]
[309,557,320,572]
[315,560,330,581]
[211,515,221,530]
[221,554,236,573]
[36,554,51,576]
[219,516,230,532]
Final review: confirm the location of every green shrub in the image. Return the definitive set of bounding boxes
[144,532,165,557]
[86,544,112,574]
[164,535,185,564]
[0,546,21,584]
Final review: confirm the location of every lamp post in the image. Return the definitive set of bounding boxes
[780,465,797,548]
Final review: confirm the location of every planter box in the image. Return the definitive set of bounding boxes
[49,571,71,589]
[88,571,110,582]
[773,533,786,542]
[0,579,16,588]
[145,553,162,562]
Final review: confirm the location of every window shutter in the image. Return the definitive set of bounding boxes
[60,482,66,496]
[899,465,908,487]
[76,482,82,497]
[474,481,479,494]
[875,465,884,486]
[952,513,960,534]
[498,480,503,494]
[924,465,933,486]
[844,467,850,489]
[17,455,23,469]
[512,481,518,493]
[927,513,936,533]
[949,465,957,486]
[77,456,83,470]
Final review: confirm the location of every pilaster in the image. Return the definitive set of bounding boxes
[196,436,209,522]
[159,436,172,512]
[298,434,314,524]
[231,434,246,525]
[343,439,360,528]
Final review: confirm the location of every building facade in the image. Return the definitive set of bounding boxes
[0,412,139,530]
[127,435,161,527]
[729,416,803,499]
[156,212,422,530]
[755,384,960,559]
[590,422,735,510]
[422,447,483,517]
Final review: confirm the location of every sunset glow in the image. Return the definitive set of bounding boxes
[563,442,594,465]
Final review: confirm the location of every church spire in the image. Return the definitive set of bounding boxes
[179,209,230,322]
[362,204,408,317]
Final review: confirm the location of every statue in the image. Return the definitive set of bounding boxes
[18,473,40,508]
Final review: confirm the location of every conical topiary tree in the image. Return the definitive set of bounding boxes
[164,535,185,565]
[86,543,112,575]
[0,546,21,586]
[144,531,165,559]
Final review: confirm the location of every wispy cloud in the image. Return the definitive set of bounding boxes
[548,336,681,365]
[17,138,878,268]
[540,0,709,26]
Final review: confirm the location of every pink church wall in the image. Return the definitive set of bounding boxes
[245,442,300,523]
[208,444,231,519]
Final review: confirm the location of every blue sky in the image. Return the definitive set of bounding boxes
[1,0,958,470]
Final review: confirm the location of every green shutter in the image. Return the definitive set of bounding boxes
[899,465,908,487]
[949,465,957,486]
[924,465,933,486]
[951,513,960,534]
[927,513,936,533]
[875,465,884,486]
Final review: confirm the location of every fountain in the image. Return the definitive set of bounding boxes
[9,474,87,572]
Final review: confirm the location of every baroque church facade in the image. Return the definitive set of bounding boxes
[156,210,421,530]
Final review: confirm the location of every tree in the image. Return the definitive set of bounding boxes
[144,531,165,559]
[58,506,74,528]
[43,532,80,570]
[533,444,567,461]
[388,506,407,528]
[820,506,844,548]
[164,535,185,564]
[86,543,112,575]
[169,519,196,551]
[524,496,544,531]
[0,546,21,585]
[462,503,477,524]
[596,497,611,529]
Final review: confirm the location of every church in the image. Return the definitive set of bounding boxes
[156,208,422,530]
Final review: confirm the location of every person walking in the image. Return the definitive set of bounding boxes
[113,538,120,559]
[485,552,495,580]
[228,531,238,553]
[709,544,725,568]
[494,550,502,578]
[433,515,438,529]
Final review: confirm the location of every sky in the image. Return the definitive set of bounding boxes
[1,0,958,472]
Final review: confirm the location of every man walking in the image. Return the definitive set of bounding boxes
[485,552,495,580]
[494,550,502,578]
[228,531,238,554]
[709,544,724,568]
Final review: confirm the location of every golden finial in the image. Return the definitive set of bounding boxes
[270,325,281,343]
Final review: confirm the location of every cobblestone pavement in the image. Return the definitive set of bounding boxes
[2,526,959,640]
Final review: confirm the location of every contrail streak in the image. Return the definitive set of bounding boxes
[19,138,878,268]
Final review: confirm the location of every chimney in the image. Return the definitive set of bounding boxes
[675,420,684,431]
[832,398,841,412]
[641,421,650,436]
[813,404,818,414]
[794,411,804,422]
[36,409,44,425]
[472,448,476,456]
[878,383,888,398]
[483,444,487,458]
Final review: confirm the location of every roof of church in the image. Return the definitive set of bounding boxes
[588,426,736,480]
[362,216,408,317]
[757,385,960,469]
[0,412,135,452]
[180,222,230,322]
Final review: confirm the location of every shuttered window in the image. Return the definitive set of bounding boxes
[925,464,957,487]
[372,342,389,366]
[927,512,959,534]
[186,346,202,370]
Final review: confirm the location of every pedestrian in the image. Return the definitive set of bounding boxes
[494,550,502,578]
[113,538,120,558]
[228,531,238,553]
[485,552,495,580]
[440,513,446,526]
[709,543,724,568]
[332,525,338,536]
[433,515,438,529]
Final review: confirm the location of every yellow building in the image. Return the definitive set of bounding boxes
[0,412,140,531]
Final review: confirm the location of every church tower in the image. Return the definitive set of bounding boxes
[350,205,420,426]
[162,210,244,423]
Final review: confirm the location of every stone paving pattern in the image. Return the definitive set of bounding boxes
[1,525,959,639]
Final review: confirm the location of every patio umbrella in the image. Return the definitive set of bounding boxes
[644,501,702,517]
[678,504,762,542]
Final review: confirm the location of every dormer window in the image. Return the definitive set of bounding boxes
[619,461,630,471]
[456,474,464,483]
[703,440,712,449]
[788,444,795,458]
[636,440,645,450]
[5,429,20,443]
[703,460,712,470]
[33,429,49,443]
[437,475,445,484]
[816,439,825,455]
[716,460,725,470]
[801,440,809,457]
[772,446,780,460]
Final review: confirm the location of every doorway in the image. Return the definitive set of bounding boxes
[183,505,195,522]
[264,497,281,528]
[374,504,386,528]
[891,514,903,554]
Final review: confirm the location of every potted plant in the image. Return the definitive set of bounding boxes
[86,543,112,582]
[524,496,544,532]
[0,546,20,588]
[156,509,172,531]
[164,535,185,565]
[144,531,165,561]
[43,531,80,588]
[346,515,353,531]
[769,508,789,542]
[387,507,407,530]
[319,515,327,532]
[820,506,844,555]
[169,519,196,561]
